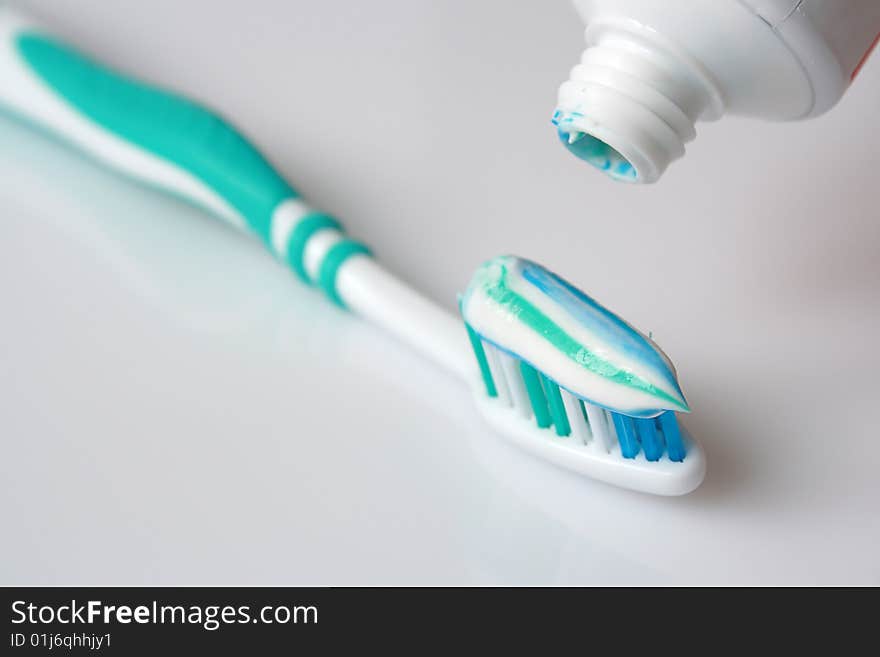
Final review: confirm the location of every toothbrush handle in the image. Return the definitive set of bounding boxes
[0,7,300,246]
[0,7,472,380]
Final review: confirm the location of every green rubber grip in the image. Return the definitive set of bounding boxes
[15,31,296,246]
[9,25,378,311]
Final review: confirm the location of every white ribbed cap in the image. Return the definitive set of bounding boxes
[554,32,717,184]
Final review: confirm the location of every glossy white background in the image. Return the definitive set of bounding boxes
[1,0,878,585]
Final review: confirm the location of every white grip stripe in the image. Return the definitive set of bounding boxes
[303,228,346,282]
[269,198,316,259]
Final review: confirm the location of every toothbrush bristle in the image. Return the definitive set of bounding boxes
[464,323,686,462]
[636,417,663,461]
[518,360,552,429]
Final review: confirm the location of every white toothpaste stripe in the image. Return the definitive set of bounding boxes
[504,269,681,401]
[465,288,667,415]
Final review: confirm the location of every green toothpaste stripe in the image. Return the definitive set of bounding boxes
[484,269,683,409]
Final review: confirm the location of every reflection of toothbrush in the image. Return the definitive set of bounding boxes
[0,7,705,495]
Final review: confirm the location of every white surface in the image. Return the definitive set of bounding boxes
[1,0,879,584]
[338,256,471,380]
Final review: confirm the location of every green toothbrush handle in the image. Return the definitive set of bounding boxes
[1,7,472,378]
[0,7,368,291]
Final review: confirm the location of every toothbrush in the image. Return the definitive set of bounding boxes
[0,6,705,495]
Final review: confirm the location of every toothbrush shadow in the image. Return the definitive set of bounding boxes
[678,394,751,504]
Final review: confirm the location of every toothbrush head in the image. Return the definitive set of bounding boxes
[460,256,705,495]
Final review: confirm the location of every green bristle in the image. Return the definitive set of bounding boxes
[519,361,552,428]
[539,373,570,437]
[463,321,497,397]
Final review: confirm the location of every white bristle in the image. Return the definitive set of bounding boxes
[584,403,612,453]
[560,390,590,444]
[483,343,512,407]
[497,352,532,419]
[604,409,618,449]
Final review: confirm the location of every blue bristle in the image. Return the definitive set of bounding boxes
[635,417,663,461]
[611,412,639,459]
[658,411,685,462]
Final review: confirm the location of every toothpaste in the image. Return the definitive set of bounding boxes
[461,256,688,417]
